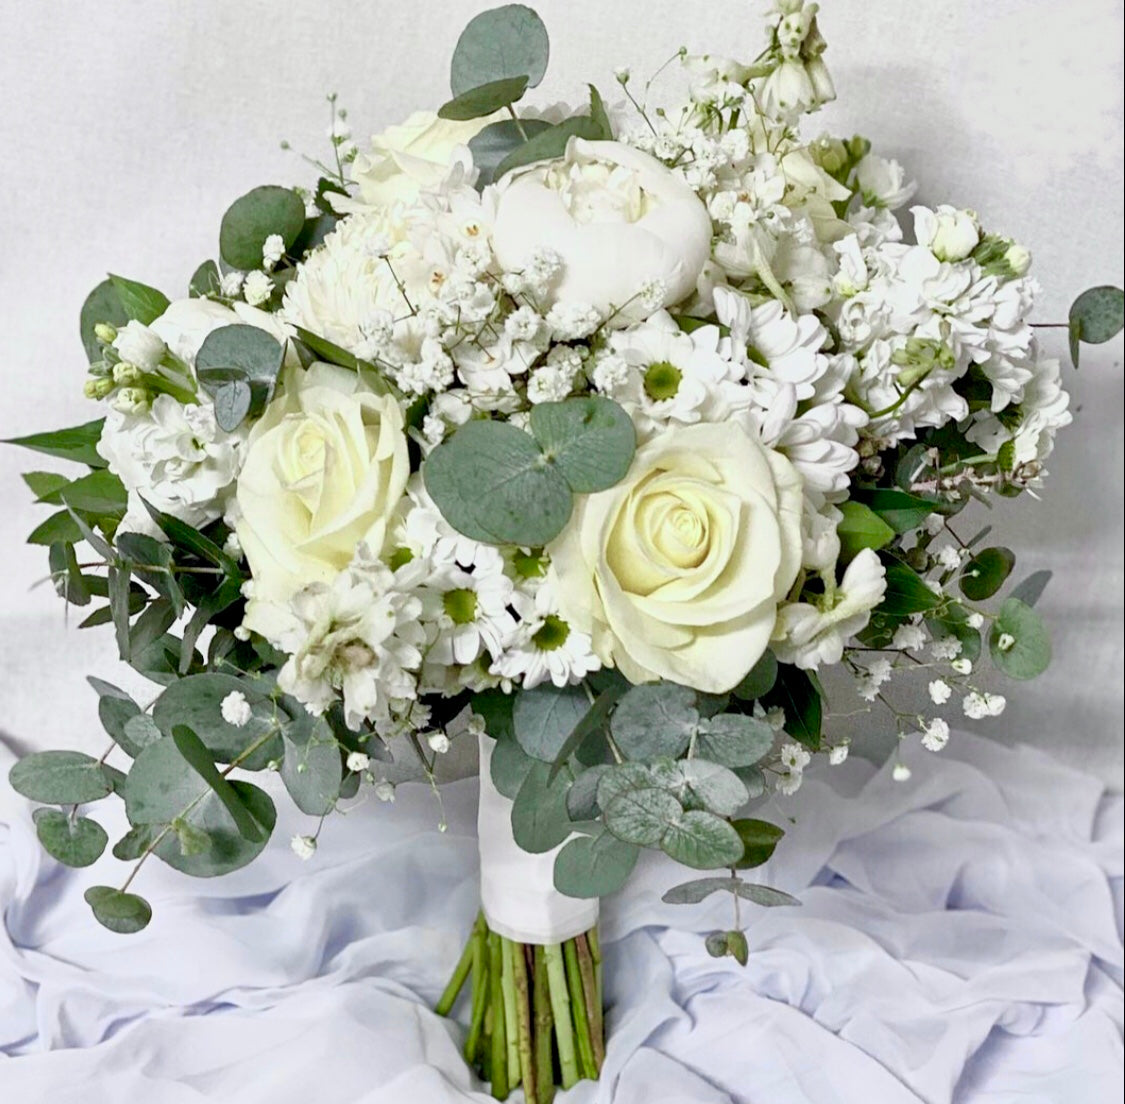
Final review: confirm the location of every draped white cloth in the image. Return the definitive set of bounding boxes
[0,730,1121,1103]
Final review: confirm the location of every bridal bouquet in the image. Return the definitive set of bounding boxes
[7,2,1121,1099]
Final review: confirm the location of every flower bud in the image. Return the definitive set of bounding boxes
[112,361,142,385]
[83,376,115,400]
[93,322,118,345]
[112,387,150,414]
[914,205,980,262]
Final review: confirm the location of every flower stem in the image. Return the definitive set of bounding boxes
[488,931,509,1099]
[563,939,597,1079]
[436,912,483,1016]
[588,925,603,1011]
[544,943,579,1089]
[532,946,556,1104]
[500,938,520,1088]
[575,933,604,1071]
[464,925,489,1065]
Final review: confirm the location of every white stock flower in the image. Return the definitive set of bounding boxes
[492,139,712,322]
[855,155,916,211]
[150,297,294,368]
[912,205,981,263]
[112,321,166,371]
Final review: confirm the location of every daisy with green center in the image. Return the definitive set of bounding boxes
[493,580,600,689]
[420,549,517,668]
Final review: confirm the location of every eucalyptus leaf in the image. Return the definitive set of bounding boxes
[649,759,748,816]
[450,4,550,96]
[925,604,982,664]
[57,470,128,516]
[439,75,530,121]
[33,808,108,867]
[603,786,682,846]
[960,547,1015,601]
[280,716,343,816]
[468,118,552,187]
[493,115,604,181]
[1068,285,1124,367]
[28,510,84,547]
[79,279,129,362]
[512,683,590,762]
[595,761,657,812]
[84,886,152,934]
[610,683,698,761]
[731,650,778,702]
[989,598,1051,680]
[490,736,536,799]
[695,713,775,767]
[547,681,627,782]
[171,726,267,842]
[195,324,284,429]
[112,823,161,861]
[511,761,572,853]
[762,666,821,751]
[9,750,114,805]
[565,764,611,820]
[660,810,745,870]
[553,828,638,898]
[732,818,785,869]
[528,397,636,493]
[189,259,221,298]
[219,185,306,271]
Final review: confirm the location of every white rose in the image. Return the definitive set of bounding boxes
[912,205,980,263]
[492,139,713,323]
[234,362,409,617]
[548,422,803,692]
[341,110,502,211]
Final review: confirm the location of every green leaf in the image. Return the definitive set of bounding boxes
[660,810,745,870]
[1009,570,1052,608]
[662,877,798,908]
[1068,318,1082,367]
[837,501,896,562]
[959,546,1015,601]
[528,397,636,493]
[705,931,729,957]
[88,677,144,755]
[450,4,550,96]
[468,118,552,187]
[219,185,306,271]
[129,597,178,657]
[595,761,657,812]
[195,324,285,431]
[189,259,221,298]
[23,471,70,502]
[139,502,241,575]
[116,532,185,614]
[880,560,942,616]
[565,764,611,820]
[291,326,392,395]
[1069,286,1124,355]
[610,683,698,761]
[511,760,573,853]
[474,688,516,743]
[489,736,536,799]
[423,419,572,546]
[726,928,749,965]
[171,726,266,842]
[108,274,171,326]
[84,886,152,934]
[731,818,785,869]
[731,650,778,702]
[762,666,822,750]
[80,279,129,363]
[152,673,280,765]
[858,489,934,534]
[694,713,775,767]
[49,542,91,606]
[493,115,604,181]
[587,84,613,139]
[112,823,160,861]
[33,808,108,867]
[439,75,530,120]
[9,750,113,804]
[650,759,748,816]
[553,828,638,898]
[925,604,982,663]
[546,681,627,782]
[989,598,1051,680]
[510,685,590,767]
[56,470,127,516]
[5,419,107,467]
[280,716,343,816]
[603,786,682,846]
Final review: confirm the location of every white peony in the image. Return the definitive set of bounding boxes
[548,421,804,692]
[491,139,713,322]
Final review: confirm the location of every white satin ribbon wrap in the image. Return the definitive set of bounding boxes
[477,734,599,944]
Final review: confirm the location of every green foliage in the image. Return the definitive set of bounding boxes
[108,274,171,326]
[661,875,798,907]
[171,726,267,842]
[546,681,627,782]
[439,75,530,121]
[468,119,552,187]
[660,810,745,870]
[694,713,774,767]
[857,489,934,534]
[1068,285,1124,366]
[79,279,129,363]
[489,735,536,799]
[280,715,343,816]
[731,649,778,702]
[837,501,895,563]
[57,470,127,517]
[527,397,636,494]
[610,683,697,760]
[602,785,682,846]
[926,604,982,663]
[84,886,152,934]
[880,559,943,616]
[510,761,572,853]
[5,419,107,467]
[732,818,784,869]
[449,4,549,96]
[219,185,306,272]
[33,808,108,868]
[761,665,822,750]
[959,547,1015,601]
[512,683,590,763]
[649,759,748,816]
[553,828,638,898]
[9,751,114,805]
[989,598,1051,679]
[492,115,606,181]
[195,324,285,432]
[189,259,221,298]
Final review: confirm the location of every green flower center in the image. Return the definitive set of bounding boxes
[388,546,414,571]
[533,614,571,652]
[512,551,548,580]
[443,587,478,625]
[643,360,682,401]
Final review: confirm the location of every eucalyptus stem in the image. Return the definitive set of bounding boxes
[544,943,579,1089]
[532,946,556,1103]
[488,931,509,1099]
[563,939,597,1079]
[510,939,537,1104]
[500,938,520,1088]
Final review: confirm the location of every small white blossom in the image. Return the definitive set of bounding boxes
[220,690,252,728]
[936,545,963,571]
[466,713,487,738]
[891,623,927,651]
[243,270,273,306]
[920,717,950,752]
[290,835,317,860]
[614,66,631,83]
[504,306,545,343]
[856,657,893,701]
[374,781,396,803]
[345,751,371,773]
[779,742,812,772]
[262,233,286,270]
[828,743,850,765]
[223,531,243,559]
[931,637,962,660]
[924,514,946,536]
[928,679,953,705]
[892,762,912,782]
[967,612,985,630]
[220,271,245,297]
[427,731,451,755]
[776,769,804,796]
[765,708,787,731]
[637,278,668,313]
[546,301,602,341]
[951,657,973,675]
[995,632,1016,652]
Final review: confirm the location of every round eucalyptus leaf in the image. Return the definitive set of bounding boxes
[439,75,529,121]
[423,419,573,546]
[566,764,611,820]
[959,546,1015,601]
[529,397,636,493]
[33,808,108,868]
[219,185,306,271]
[210,381,253,432]
[450,4,550,96]
[695,713,775,767]
[80,278,129,363]
[511,761,572,853]
[603,786,682,846]
[704,932,728,958]
[594,762,657,813]
[512,683,589,762]
[661,810,745,870]
[490,737,535,799]
[280,717,342,816]
[553,828,638,898]
[468,118,552,187]
[610,683,698,761]
[650,759,748,816]
[989,597,1051,680]
[731,818,785,869]
[84,886,152,934]
[1069,285,1124,344]
[730,650,778,702]
[9,751,113,805]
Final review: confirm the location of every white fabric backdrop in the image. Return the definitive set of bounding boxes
[0,0,1121,780]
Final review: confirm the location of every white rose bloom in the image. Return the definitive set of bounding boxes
[855,155,917,211]
[97,394,244,537]
[912,205,980,263]
[492,139,712,323]
[338,110,502,212]
[112,320,166,371]
[548,421,804,692]
[771,548,888,669]
[233,361,410,629]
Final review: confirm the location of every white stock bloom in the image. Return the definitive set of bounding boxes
[912,205,981,263]
[220,691,252,728]
[112,321,166,371]
[854,155,916,211]
[492,139,713,322]
[97,394,244,537]
[772,549,887,670]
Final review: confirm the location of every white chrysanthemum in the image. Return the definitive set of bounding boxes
[771,548,888,669]
[419,550,517,668]
[493,580,600,689]
[97,394,245,536]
